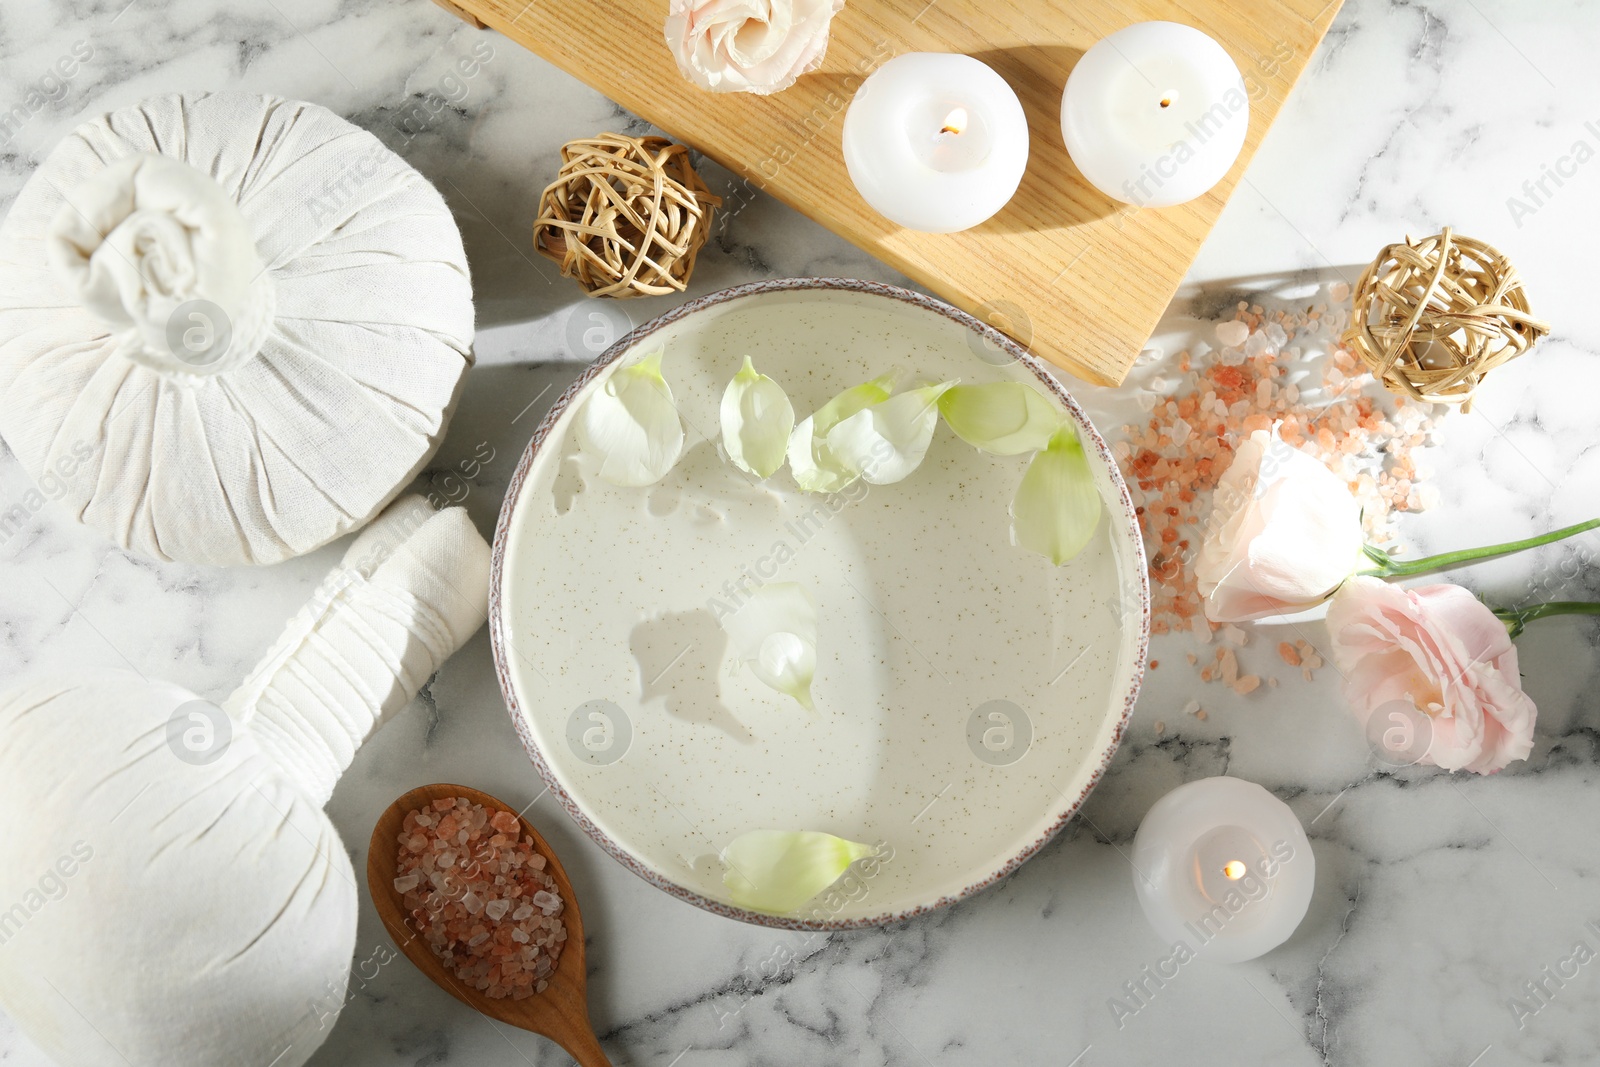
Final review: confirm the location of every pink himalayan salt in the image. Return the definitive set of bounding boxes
[1216,320,1250,347]
[1125,296,1441,695]
[396,797,567,1000]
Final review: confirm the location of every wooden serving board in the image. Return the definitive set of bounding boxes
[435,0,1342,386]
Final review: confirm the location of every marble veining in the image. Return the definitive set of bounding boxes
[1,0,1598,1064]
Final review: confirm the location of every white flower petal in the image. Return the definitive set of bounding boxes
[575,349,685,487]
[722,829,876,914]
[1195,427,1365,621]
[827,381,956,485]
[938,382,1063,455]
[1011,424,1103,565]
[720,581,817,708]
[786,372,896,493]
[720,355,795,478]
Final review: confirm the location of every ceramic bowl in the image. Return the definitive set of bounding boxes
[490,278,1148,929]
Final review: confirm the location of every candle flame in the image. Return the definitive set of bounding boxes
[940,107,967,136]
[1222,860,1247,881]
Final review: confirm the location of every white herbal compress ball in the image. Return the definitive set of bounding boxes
[0,92,474,565]
[0,497,491,1067]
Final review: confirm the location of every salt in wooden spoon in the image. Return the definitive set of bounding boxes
[368,782,611,1066]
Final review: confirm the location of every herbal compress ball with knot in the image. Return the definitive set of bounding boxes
[0,92,475,565]
[1342,228,1549,410]
[533,134,721,298]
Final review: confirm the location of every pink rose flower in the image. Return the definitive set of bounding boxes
[664,0,845,95]
[1195,429,1365,622]
[1327,576,1536,774]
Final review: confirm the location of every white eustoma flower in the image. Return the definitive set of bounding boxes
[575,349,685,487]
[787,372,896,493]
[722,829,876,914]
[664,0,846,96]
[1011,423,1103,565]
[721,581,817,708]
[1195,428,1365,622]
[827,381,956,484]
[938,381,1063,455]
[720,355,795,478]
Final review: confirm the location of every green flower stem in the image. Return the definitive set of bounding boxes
[1358,517,1600,579]
[1495,601,1600,638]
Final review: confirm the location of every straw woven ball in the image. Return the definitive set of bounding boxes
[1342,227,1548,410]
[533,133,721,299]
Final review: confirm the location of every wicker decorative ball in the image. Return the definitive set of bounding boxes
[1342,227,1549,410]
[533,133,722,299]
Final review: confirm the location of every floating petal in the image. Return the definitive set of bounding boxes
[827,381,956,484]
[575,349,685,487]
[720,356,795,478]
[938,381,1063,455]
[720,582,817,708]
[1012,424,1103,564]
[786,372,896,493]
[722,830,877,914]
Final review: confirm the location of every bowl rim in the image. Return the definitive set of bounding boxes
[488,276,1150,930]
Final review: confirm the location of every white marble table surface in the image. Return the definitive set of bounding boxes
[2,0,1599,1064]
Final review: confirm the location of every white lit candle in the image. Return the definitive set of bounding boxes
[842,52,1030,234]
[1131,776,1313,963]
[1061,21,1249,207]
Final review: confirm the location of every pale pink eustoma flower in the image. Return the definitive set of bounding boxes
[664,0,845,95]
[1328,576,1536,774]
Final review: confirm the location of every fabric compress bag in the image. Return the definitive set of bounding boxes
[0,92,474,565]
[0,496,491,1067]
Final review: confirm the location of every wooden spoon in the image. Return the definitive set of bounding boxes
[367,782,611,1067]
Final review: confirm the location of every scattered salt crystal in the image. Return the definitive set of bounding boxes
[1329,281,1350,303]
[1223,625,1248,646]
[1216,320,1249,347]
[1155,720,1166,735]
[1244,331,1273,359]
[1182,700,1201,717]
[532,890,560,912]
[462,891,483,916]
[1264,323,1288,349]
[393,873,420,893]
[1220,648,1240,686]
[1195,709,1209,722]
[485,899,510,921]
